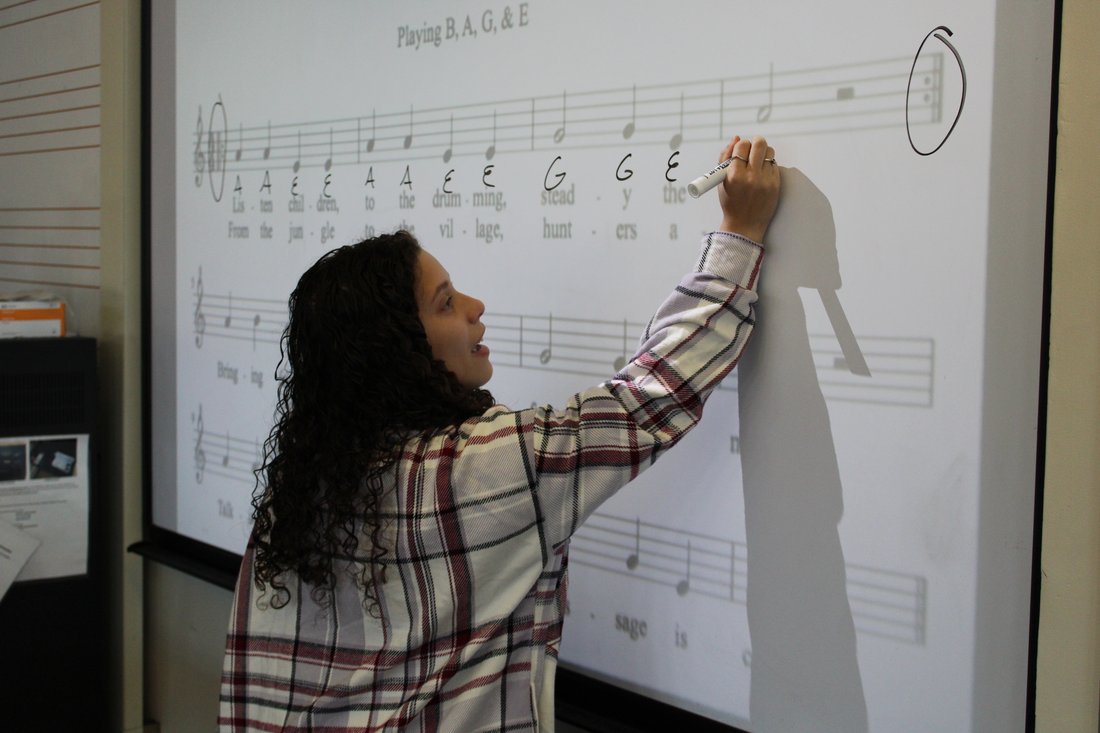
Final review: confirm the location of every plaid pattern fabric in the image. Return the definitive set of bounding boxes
[219,233,763,732]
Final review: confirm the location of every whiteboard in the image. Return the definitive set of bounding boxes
[147,2,1054,730]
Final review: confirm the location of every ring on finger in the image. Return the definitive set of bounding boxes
[731,154,749,163]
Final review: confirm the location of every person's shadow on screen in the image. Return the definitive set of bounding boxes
[736,168,868,733]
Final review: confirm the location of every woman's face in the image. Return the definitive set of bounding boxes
[415,250,493,390]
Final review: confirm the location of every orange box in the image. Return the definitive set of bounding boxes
[0,301,66,338]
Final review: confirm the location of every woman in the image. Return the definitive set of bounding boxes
[219,135,780,732]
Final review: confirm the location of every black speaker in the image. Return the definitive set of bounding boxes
[0,337,107,732]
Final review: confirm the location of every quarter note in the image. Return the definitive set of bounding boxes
[539,313,553,364]
[443,114,454,163]
[669,93,683,150]
[676,540,692,596]
[262,121,271,160]
[403,106,413,149]
[292,131,301,173]
[625,517,641,570]
[367,109,376,153]
[622,84,636,140]
[518,315,525,367]
[222,430,230,467]
[252,313,261,350]
[234,122,243,161]
[324,127,333,172]
[613,319,629,371]
[757,63,774,123]
[486,109,497,160]
[553,91,566,144]
[224,292,233,328]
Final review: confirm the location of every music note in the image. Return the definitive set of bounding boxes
[553,91,566,143]
[625,517,641,570]
[252,313,261,350]
[403,106,413,149]
[613,319,629,371]
[757,62,774,123]
[193,267,205,348]
[324,127,333,171]
[292,131,301,173]
[262,121,271,160]
[518,315,525,368]
[718,79,725,137]
[676,540,692,596]
[367,109,376,153]
[193,405,206,484]
[622,85,636,140]
[837,86,856,101]
[224,292,233,328]
[669,93,683,150]
[234,122,243,161]
[486,110,497,160]
[222,431,230,467]
[443,114,454,163]
[539,314,553,364]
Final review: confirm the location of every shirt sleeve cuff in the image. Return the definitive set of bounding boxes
[696,231,765,290]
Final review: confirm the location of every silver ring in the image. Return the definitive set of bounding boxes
[731,154,749,163]
[765,157,777,165]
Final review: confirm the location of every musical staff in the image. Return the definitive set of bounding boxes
[482,311,936,408]
[570,510,928,644]
[187,278,936,408]
[189,53,944,176]
[190,270,284,349]
[190,403,263,486]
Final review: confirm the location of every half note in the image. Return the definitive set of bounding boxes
[553,91,566,144]
[539,313,553,364]
[757,63,774,123]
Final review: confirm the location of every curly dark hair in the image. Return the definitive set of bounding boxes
[250,230,495,611]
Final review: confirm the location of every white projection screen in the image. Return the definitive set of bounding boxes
[144,2,1056,730]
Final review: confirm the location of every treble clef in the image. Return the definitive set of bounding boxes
[194,405,206,484]
[193,106,205,187]
[193,267,206,348]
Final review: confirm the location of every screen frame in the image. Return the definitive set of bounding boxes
[133,2,1063,731]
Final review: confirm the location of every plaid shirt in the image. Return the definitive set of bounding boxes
[219,232,763,732]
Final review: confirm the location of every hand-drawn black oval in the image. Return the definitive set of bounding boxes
[906,26,967,156]
[208,95,228,201]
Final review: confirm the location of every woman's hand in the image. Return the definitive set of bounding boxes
[717,134,781,243]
